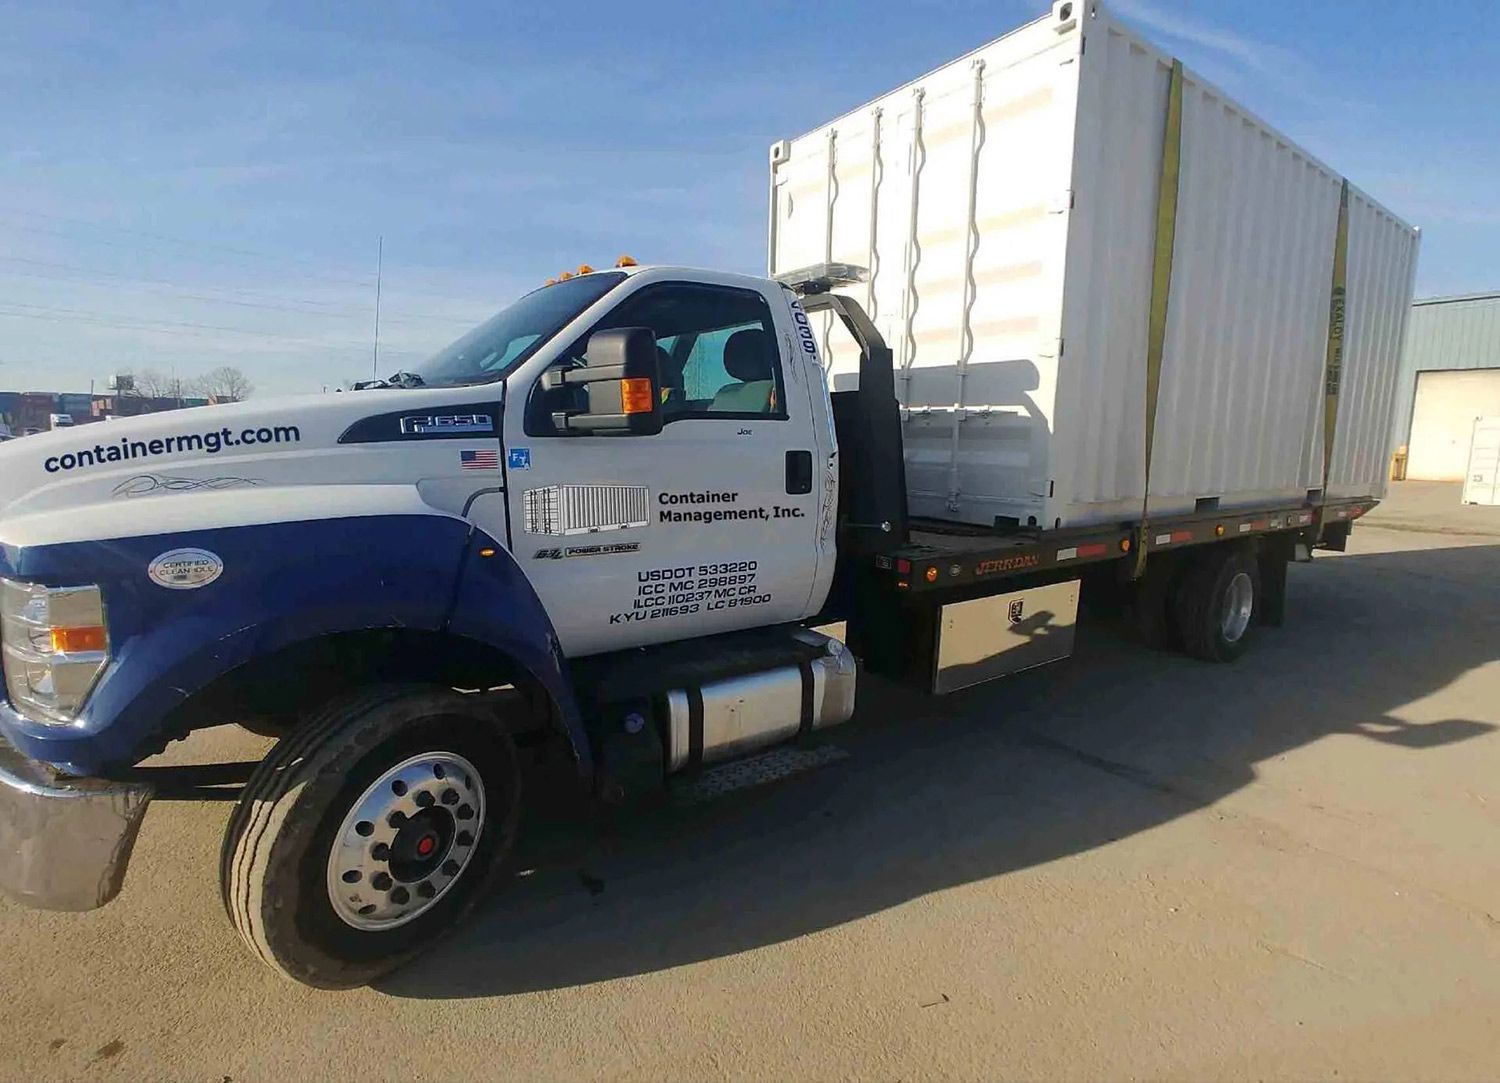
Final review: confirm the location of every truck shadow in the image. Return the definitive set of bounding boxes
[378,541,1500,1000]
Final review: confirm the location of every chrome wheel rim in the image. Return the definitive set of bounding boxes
[326,751,485,931]
[1221,571,1254,643]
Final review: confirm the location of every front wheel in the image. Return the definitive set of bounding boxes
[221,686,521,989]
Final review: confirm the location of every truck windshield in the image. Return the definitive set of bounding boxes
[411,272,627,388]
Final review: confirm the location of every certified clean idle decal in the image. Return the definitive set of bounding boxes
[148,548,225,590]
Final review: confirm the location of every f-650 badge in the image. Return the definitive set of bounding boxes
[400,413,495,436]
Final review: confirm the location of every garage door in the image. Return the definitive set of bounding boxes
[1406,369,1500,480]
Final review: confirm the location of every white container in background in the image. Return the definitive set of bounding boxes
[1462,417,1500,506]
[769,0,1420,529]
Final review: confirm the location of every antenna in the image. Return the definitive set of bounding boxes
[371,235,384,380]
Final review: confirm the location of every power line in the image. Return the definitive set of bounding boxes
[0,300,426,352]
[0,210,515,306]
[0,258,485,328]
[0,207,380,280]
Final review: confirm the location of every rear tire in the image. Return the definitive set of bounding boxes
[1171,546,1260,663]
[221,685,521,989]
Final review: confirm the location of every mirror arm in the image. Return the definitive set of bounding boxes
[552,411,640,434]
[542,363,630,391]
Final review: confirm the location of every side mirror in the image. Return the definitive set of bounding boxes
[543,327,663,436]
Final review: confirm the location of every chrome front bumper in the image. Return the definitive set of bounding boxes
[0,735,152,911]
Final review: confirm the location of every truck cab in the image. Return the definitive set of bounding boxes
[486,264,840,656]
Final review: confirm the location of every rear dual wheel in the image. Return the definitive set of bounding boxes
[1171,546,1261,662]
[221,686,521,989]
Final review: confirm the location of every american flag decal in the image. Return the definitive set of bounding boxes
[460,449,499,470]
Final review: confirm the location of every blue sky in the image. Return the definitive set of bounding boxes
[2,0,1496,398]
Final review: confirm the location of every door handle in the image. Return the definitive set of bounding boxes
[786,450,813,495]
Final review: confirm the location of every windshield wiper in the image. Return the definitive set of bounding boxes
[352,371,427,390]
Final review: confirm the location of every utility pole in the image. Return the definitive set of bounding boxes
[371,235,384,381]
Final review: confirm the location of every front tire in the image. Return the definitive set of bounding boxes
[221,685,521,989]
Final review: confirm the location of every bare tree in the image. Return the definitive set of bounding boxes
[192,367,254,402]
[132,369,177,400]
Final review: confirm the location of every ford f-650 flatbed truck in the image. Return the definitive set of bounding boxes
[0,262,1379,987]
[0,0,1424,991]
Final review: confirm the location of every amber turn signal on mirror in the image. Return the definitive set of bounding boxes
[620,377,655,415]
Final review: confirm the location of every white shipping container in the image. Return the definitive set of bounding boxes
[1462,417,1500,506]
[770,0,1420,529]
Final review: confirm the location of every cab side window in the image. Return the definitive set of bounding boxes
[527,282,787,435]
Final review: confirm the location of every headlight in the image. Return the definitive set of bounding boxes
[0,579,110,726]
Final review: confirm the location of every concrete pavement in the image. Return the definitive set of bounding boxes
[1,483,1497,1081]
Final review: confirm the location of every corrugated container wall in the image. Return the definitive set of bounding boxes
[1389,292,1500,454]
[769,0,1419,529]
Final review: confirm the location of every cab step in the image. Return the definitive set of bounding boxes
[668,743,849,805]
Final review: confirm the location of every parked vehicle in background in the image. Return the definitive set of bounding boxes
[0,0,1418,989]
[47,414,74,431]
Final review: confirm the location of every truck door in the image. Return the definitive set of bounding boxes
[504,277,825,657]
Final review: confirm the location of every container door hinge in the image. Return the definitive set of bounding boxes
[1048,188,1075,213]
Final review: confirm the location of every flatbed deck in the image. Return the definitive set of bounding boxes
[872,496,1376,595]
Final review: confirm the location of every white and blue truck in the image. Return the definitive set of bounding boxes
[0,2,1418,988]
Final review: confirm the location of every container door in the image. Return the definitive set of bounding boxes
[1463,417,1500,506]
